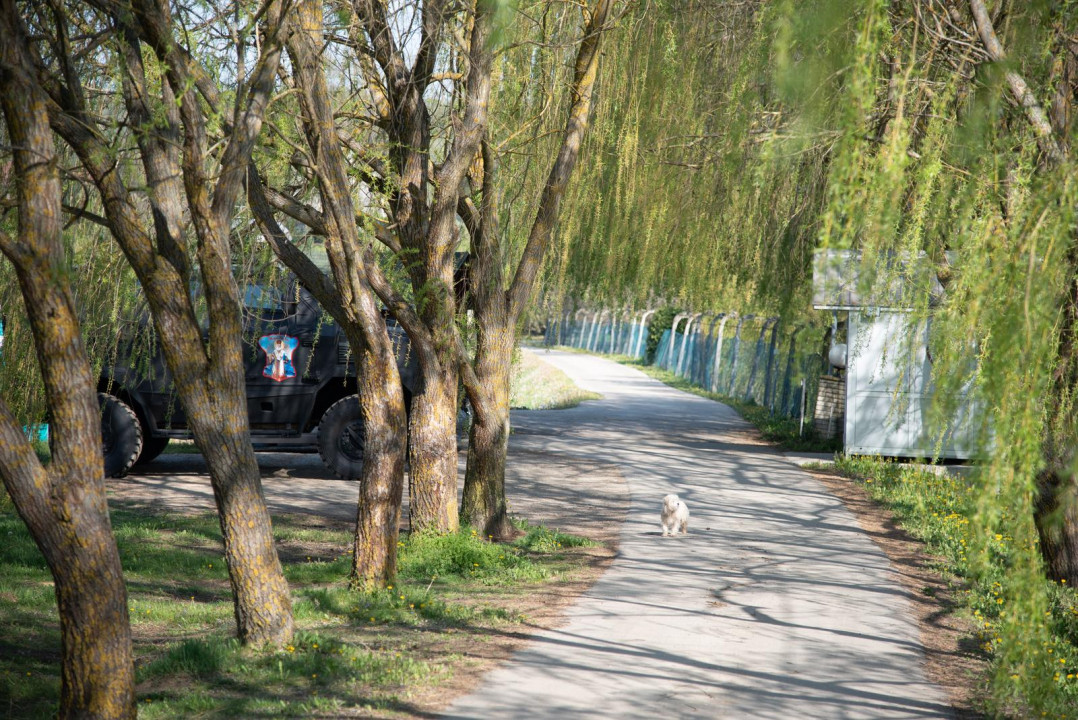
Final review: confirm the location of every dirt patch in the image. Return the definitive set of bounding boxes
[804,467,988,719]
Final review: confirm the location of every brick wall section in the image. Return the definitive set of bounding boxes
[814,375,845,439]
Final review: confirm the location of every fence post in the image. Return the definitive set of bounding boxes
[709,314,730,392]
[635,309,658,359]
[727,314,751,395]
[762,318,781,411]
[622,310,635,355]
[676,313,701,376]
[799,378,807,436]
[689,314,712,385]
[612,309,626,354]
[744,317,773,402]
[667,314,688,369]
[589,309,609,352]
[778,326,801,417]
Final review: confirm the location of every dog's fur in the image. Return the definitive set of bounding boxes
[660,494,689,536]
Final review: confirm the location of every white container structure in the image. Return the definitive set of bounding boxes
[812,250,976,460]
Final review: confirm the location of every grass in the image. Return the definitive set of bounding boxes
[510,349,601,409]
[822,456,1078,718]
[609,356,841,453]
[0,495,603,719]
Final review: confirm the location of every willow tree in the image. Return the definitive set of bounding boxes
[0,3,135,716]
[768,2,1078,711]
[23,0,294,646]
[545,0,1078,713]
[458,0,614,536]
[255,0,498,536]
[535,0,814,315]
[252,0,615,540]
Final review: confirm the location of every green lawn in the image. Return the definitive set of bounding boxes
[0,498,604,718]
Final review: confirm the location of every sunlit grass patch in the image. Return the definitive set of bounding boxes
[0,499,604,717]
[513,519,597,552]
[510,349,601,409]
[399,527,547,585]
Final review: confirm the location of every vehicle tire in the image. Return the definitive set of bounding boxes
[99,393,143,478]
[318,395,364,480]
[135,435,170,465]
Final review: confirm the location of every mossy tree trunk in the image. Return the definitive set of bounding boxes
[460,309,516,538]
[1036,248,1078,585]
[0,8,135,715]
[460,0,614,537]
[35,0,294,646]
[249,0,411,587]
[258,0,501,537]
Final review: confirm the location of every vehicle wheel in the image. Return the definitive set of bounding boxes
[99,393,143,478]
[135,435,170,465]
[318,395,364,480]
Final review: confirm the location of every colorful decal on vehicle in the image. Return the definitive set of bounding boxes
[259,334,299,382]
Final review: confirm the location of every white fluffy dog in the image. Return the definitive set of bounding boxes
[660,494,689,536]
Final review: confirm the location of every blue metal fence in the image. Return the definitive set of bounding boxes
[549,309,826,422]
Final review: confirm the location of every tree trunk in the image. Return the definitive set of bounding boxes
[36,0,297,647]
[408,353,460,534]
[353,339,408,588]
[1035,248,1078,584]
[0,14,136,712]
[278,0,411,586]
[2,443,137,720]
[460,317,517,540]
[460,0,612,539]
[186,387,294,645]
[461,398,515,539]
[1036,470,1078,585]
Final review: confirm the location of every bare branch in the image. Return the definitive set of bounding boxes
[969,0,1067,166]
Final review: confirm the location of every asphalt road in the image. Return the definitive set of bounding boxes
[442,349,952,719]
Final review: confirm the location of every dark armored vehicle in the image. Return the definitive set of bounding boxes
[98,280,418,478]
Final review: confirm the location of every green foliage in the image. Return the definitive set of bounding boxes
[644,306,679,363]
[513,520,597,551]
[399,527,545,584]
[832,456,1078,717]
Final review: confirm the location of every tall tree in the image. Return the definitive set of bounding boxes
[967,0,1078,590]
[248,0,419,586]
[459,0,614,536]
[0,1,135,715]
[255,0,498,535]
[27,0,294,646]
[253,0,616,540]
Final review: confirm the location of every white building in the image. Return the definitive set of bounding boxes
[812,250,976,460]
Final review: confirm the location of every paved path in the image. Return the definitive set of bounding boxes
[444,350,952,719]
